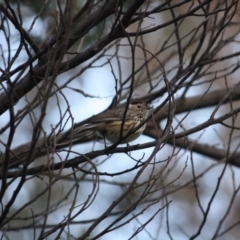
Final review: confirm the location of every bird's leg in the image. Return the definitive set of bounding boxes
[126,143,131,156]
[103,136,107,149]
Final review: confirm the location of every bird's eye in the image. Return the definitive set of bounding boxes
[137,104,141,108]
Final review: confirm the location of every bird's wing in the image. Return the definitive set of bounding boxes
[90,106,130,123]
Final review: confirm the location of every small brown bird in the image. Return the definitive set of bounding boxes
[72,100,151,144]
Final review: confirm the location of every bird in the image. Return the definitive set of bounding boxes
[69,100,151,144]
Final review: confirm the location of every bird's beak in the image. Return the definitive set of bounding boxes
[147,104,152,110]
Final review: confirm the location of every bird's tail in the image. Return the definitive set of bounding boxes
[55,124,97,147]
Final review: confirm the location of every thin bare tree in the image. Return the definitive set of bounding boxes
[1,0,240,239]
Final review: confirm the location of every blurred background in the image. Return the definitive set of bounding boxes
[1,0,240,239]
